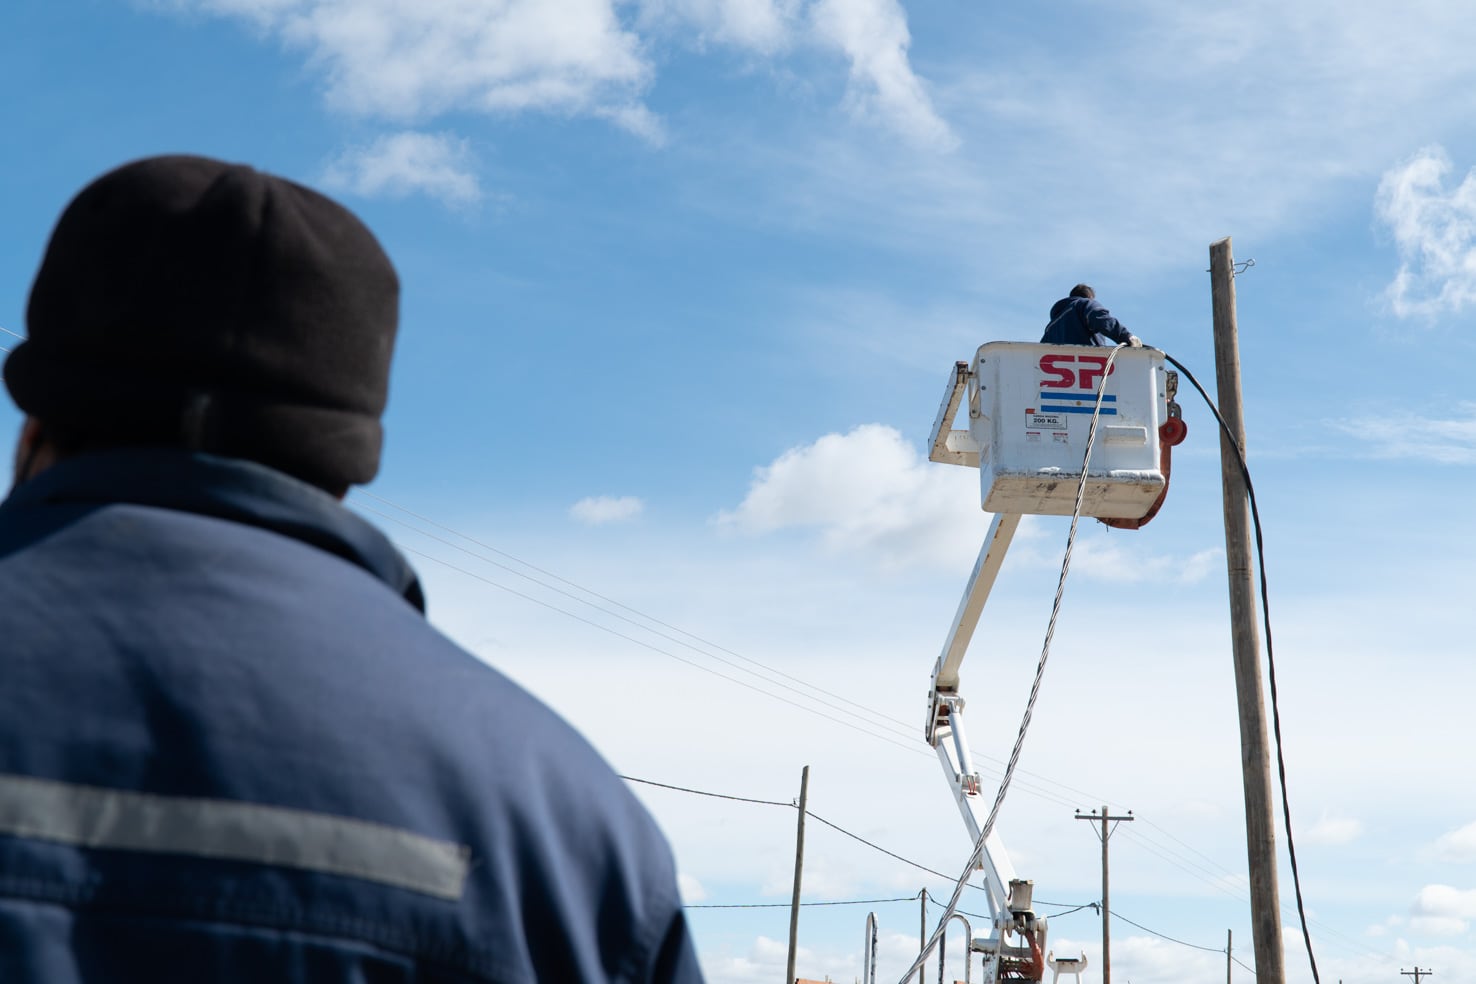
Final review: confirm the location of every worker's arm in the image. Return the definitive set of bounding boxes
[1081,299,1137,346]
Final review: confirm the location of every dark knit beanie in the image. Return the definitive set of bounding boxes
[4,154,400,490]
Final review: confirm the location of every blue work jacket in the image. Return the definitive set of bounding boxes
[0,449,703,984]
[1040,296,1135,346]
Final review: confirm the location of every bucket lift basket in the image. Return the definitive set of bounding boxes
[929,341,1181,521]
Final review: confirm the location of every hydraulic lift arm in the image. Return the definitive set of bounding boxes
[923,363,1045,981]
[924,515,1040,935]
[912,343,1175,981]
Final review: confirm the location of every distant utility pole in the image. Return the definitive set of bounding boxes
[785,766,810,984]
[919,887,929,970]
[1401,968,1434,984]
[1225,929,1232,984]
[1210,236,1285,984]
[1075,806,1134,984]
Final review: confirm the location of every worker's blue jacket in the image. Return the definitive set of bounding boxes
[0,449,703,984]
[1040,296,1135,346]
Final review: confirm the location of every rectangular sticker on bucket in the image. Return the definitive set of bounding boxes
[1028,412,1064,429]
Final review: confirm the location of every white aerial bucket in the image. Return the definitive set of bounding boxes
[931,342,1183,520]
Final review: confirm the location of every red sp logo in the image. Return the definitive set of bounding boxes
[1039,353,1114,390]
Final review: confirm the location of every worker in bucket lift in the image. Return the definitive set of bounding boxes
[1040,283,1142,348]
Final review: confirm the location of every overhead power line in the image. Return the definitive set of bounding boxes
[399,544,923,757]
[1111,909,1227,956]
[355,490,1100,812]
[363,494,1166,818]
[369,497,1302,948]
[690,895,917,910]
[805,810,954,883]
[366,504,1122,816]
[0,320,1336,977]
[620,775,790,808]
[358,488,911,728]
[620,773,976,889]
[358,500,890,727]
[355,458,1336,966]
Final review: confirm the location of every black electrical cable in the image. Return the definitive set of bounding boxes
[690,895,917,909]
[1037,902,1097,918]
[1162,352,1317,984]
[361,480,1293,898]
[922,894,1222,963]
[804,810,958,882]
[397,545,925,757]
[924,895,1099,922]
[619,776,1012,901]
[357,499,929,747]
[619,775,792,807]
[1111,909,1231,957]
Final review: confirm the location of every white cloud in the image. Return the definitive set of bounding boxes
[704,936,785,984]
[809,0,955,149]
[1102,934,1223,984]
[677,871,708,903]
[1331,403,1476,465]
[715,424,985,570]
[570,495,645,525]
[1377,146,1476,318]
[594,103,667,145]
[705,935,858,984]
[717,424,1219,579]
[183,0,654,129]
[1304,811,1364,847]
[148,0,297,28]
[713,930,940,984]
[637,0,799,53]
[166,0,949,149]
[714,1,1476,282]
[320,131,481,205]
[1410,915,1469,937]
[637,0,951,148]
[1432,821,1476,863]
[1068,538,1219,586]
[1412,884,1476,930]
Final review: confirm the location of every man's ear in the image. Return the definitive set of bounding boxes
[19,417,44,449]
[12,417,52,488]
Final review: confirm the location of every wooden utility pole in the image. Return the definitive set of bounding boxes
[1210,237,1285,984]
[1074,806,1134,984]
[1401,968,1434,984]
[785,766,810,984]
[919,886,929,977]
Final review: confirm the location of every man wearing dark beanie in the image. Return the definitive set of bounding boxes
[0,156,704,984]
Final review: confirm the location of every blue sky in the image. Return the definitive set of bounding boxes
[7,2,1476,983]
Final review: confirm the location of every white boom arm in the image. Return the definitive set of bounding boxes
[925,515,1033,917]
[924,363,1046,982]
